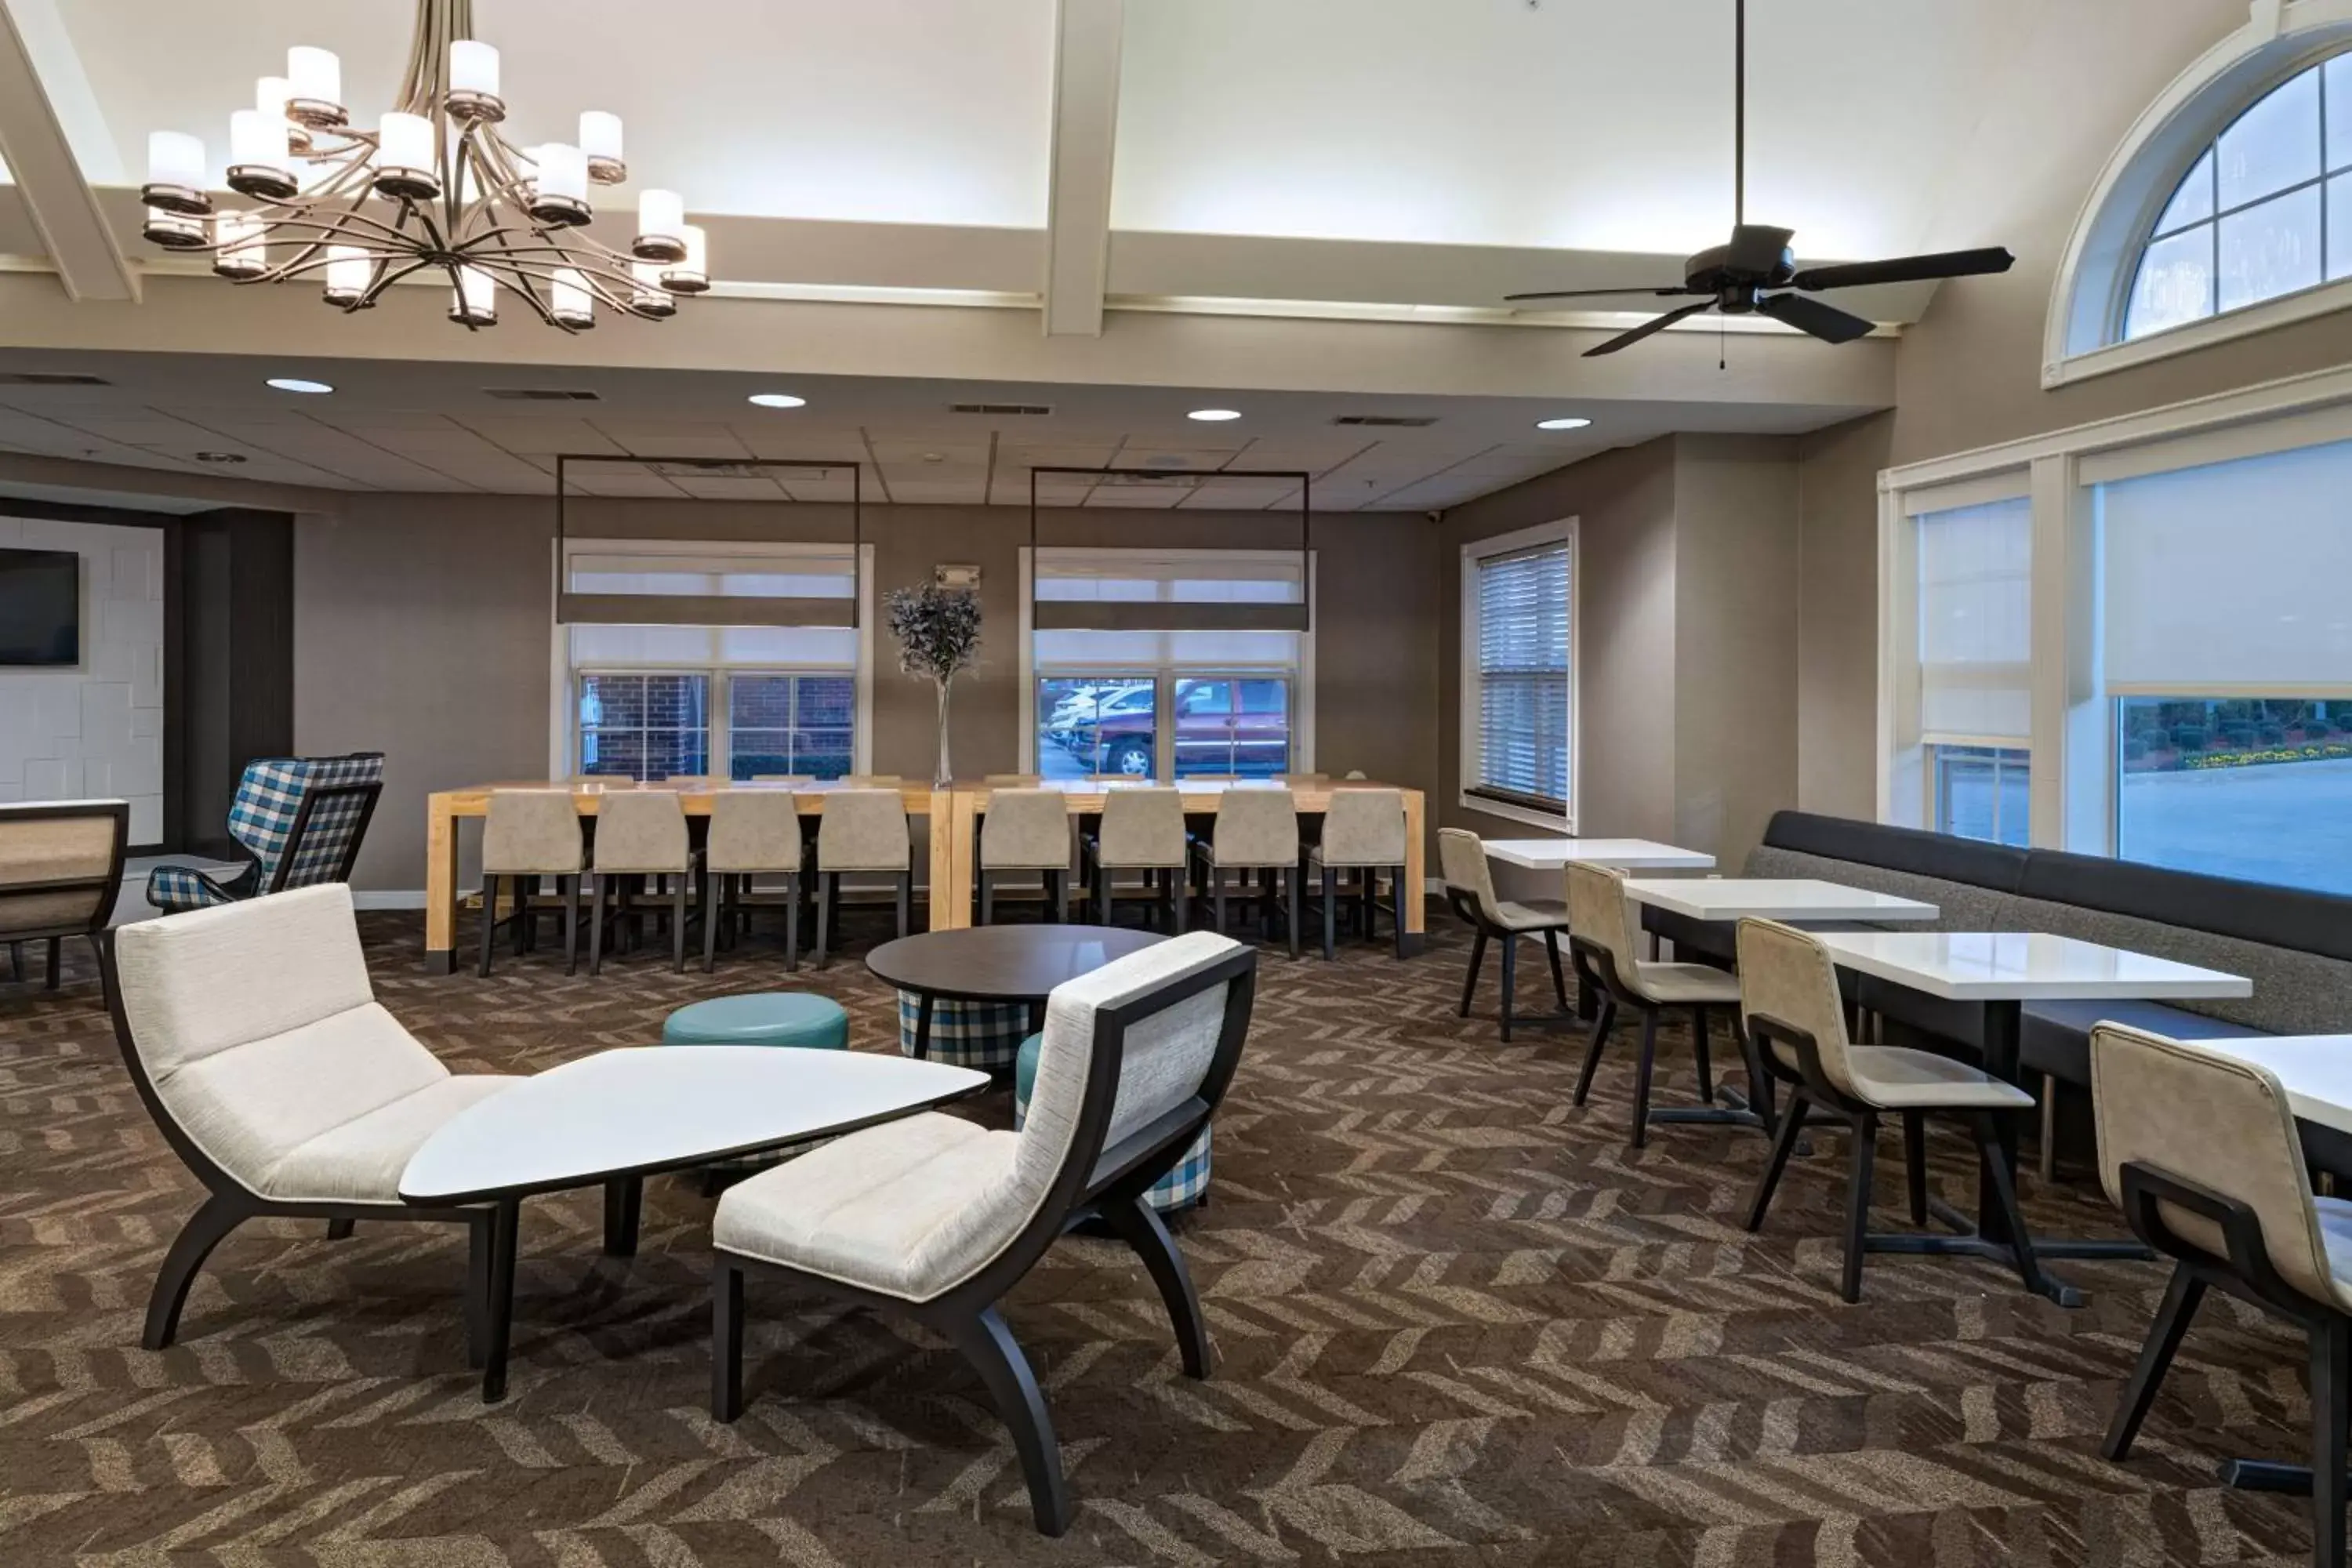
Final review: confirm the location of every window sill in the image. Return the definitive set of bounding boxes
[1456,791,1574,834]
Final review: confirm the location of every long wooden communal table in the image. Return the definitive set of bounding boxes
[929,777,1427,950]
[422,779,943,975]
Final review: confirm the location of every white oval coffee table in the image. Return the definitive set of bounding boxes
[401,1045,988,1401]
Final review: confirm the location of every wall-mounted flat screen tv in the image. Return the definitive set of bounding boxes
[0,547,82,666]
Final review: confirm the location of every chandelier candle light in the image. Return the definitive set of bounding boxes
[140,0,707,332]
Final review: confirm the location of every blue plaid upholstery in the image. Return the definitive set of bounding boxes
[147,753,384,913]
[895,991,1032,1071]
[1011,1029,1210,1213]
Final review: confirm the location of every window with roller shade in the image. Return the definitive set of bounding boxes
[1914,495,2031,845]
[1465,534,1572,815]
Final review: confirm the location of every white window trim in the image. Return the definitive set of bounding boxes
[1458,517,1577,835]
[546,539,873,779]
[2045,0,2352,387]
[1015,546,1317,776]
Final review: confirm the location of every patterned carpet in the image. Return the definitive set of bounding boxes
[0,909,2325,1566]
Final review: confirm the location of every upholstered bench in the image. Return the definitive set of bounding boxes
[1015,1030,1210,1211]
[663,993,851,1175]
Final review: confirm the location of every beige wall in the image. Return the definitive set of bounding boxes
[1794,412,1892,821]
[293,495,1439,891]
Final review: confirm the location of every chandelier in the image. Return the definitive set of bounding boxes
[137,0,705,332]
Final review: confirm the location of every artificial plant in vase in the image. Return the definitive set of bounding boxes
[885,583,982,788]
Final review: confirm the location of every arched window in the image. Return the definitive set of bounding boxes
[2123,53,2352,340]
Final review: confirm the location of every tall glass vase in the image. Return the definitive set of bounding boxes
[933,679,953,788]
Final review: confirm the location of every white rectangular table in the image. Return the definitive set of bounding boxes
[1806,930,2251,1305]
[1483,838,1715,871]
[1622,878,1938,924]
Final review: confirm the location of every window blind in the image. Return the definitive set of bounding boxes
[560,542,857,627]
[2098,438,2352,689]
[1916,497,2031,742]
[1472,541,1570,810]
[1032,549,1307,665]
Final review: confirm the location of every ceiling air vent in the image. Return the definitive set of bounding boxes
[0,372,111,387]
[1100,470,1201,488]
[950,401,1053,416]
[1332,414,1438,427]
[485,387,601,401]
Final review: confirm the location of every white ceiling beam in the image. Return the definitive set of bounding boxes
[0,2,136,302]
[1042,0,1124,337]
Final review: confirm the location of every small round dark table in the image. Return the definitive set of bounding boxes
[867,924,1165,1061]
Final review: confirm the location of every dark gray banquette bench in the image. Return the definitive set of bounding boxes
[1642,810,2352,1171]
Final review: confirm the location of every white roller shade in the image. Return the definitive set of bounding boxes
[1031,548,1307,663]
[1916,496,2031,742]
[2099,438,2352,688]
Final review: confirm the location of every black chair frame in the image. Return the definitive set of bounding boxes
[978,866,1071,926]
[1312,859,1406,961]
[1742,1008,2052,1303]
[1566,935,1769,1149]
[1076,834,1188,934]
[1443,886,1566,1043]
[477,872,583,977]
[704,861,808,972]
[811,864,912,966]
[713,945,1259,1537]
[590,853,705,975]
[2103,1160,2350,1565]
[2,799,129,993]
[268,779,384,893]
[1188,840,1301,959]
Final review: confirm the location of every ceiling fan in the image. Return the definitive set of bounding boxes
[1504,0,2015,357]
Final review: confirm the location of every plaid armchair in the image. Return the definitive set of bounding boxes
[147,753,386,913]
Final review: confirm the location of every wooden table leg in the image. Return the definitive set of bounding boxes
[1399,790,1427,954]
[425,793,459,974]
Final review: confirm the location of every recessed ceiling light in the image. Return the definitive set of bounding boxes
[193,451,246,464]
[1534,416,1593,431]
[1187,408,1242,422]
[747,392,807,409]
[266,377,333,394]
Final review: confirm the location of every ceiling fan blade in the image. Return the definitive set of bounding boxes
[1726,223,1795,276]
[1756,291,1874,343]
[1788,247,2016,292]
[1581,299,1718,358]
[1504,285,1699,303]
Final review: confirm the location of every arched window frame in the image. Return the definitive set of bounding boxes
[2047,0,2352,387]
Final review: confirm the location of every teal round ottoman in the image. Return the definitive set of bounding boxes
[663,993,849,1175]
[1014,1031,1210,1213]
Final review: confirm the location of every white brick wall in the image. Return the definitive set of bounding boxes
[0,517,165,842]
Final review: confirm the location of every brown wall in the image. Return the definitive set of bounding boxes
[293,495,1439,891]
[1794,412,1892,821]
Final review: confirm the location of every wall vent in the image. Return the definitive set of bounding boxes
[1332,413,1438,427]
[0,372,111,387]
[485,387,601,401]
[950,401,1052,416]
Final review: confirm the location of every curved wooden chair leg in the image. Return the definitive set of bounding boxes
[1098,1195,1210,1378]
[144,1192,246,1349]
[943,1306,1071,1537]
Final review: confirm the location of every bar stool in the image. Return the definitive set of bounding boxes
[588,790,696,975]
[814,789,911,964]
[478,789,584,977]
[1738,916,2043,1304]
[979,787,1072,924]
[1436,827,1568,1041]
[1308,788,1406,960]
[1564,860,1751,1148]
[1080,788,1186,931]
[703,789,808,972]
[1190,789,1301,958]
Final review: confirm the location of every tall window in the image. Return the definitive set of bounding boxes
[2125,52,2352,340]
[1914,495,2031,845]
[1461,528,1571,818]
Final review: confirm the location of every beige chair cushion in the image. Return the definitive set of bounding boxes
[1437,828,1504,922]
[706,790,803,873]
[817,789,910,872]
[1315,789,1406,867]
[1840,1046,2034,1111]
[1736,917,1863,1100]
[1631,960,1743,1006]
[982,789,1071,871]
[1203,789,1299,868]
[1566,862,1639,966]
[592,790,690,874]
[1097,789,1187,869]
[0,801,122,935]
[482,789,583,875]
[265,1075,513,1203]
[1494,896,1572,932]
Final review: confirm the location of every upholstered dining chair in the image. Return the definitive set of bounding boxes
[709,931,1258,1537]
[703,789,809,971]
[1189,788,1302,957]
[1307,788,1406,960]
[0,799,129,992]
[588,789,695,974]
[1080,787,1187,931]
[100,884,516,1353]
[1564,861,1752,1148]
[1435,828,1569,1042]
[477,789,584,977]
[1737,916,2044,1303]
[147,753,383,913]
[979,787,1072,924]
[2091,1022,2352,1565]
[813,788,912,963]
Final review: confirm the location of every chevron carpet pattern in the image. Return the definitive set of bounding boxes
[0,913,2324,1566]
